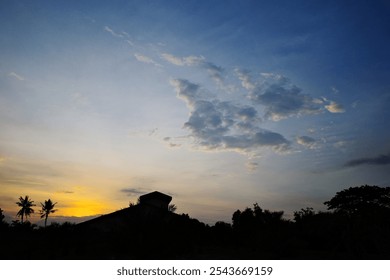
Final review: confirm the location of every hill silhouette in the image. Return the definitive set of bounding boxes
[1,185,390,259]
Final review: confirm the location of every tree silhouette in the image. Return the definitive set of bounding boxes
[0,208,4,222]
[293,207,315,223]
[16,196,35,223]
[40,199,57,227]
[324,185,390,215]
[0,208,7,228]
[168,204,177,213]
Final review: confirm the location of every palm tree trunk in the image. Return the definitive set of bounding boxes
[45,214,48,227]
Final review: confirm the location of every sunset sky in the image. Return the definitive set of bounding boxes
[1,0,389,225]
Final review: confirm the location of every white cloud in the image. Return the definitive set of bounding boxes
[126,40,135,47]
[235,69,256,90]
[296,136,318,149]
[104,26,124,38]
[234,70,346,120]
[170,78,290,154]
[8,72,25,81]
[134,53,161,67]
[161,53,204,66]
[247,73,323,121]
[162,53,224,86]
[325,101,345,113]
[331,87,339,94]
[166,59,347,159]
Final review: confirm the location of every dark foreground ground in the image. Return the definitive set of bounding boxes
[1,205,390,259]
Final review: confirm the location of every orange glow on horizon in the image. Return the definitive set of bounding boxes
[57,198,118,217]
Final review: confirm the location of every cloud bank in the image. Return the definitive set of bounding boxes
[236,71,344,121]
[101,25,346,160]
[167,62,345,157]
[170,78,290,154]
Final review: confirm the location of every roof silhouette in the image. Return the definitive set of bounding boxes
[77,191,174,232]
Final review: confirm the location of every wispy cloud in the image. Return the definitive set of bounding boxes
[161,53,204,66]
[120,188,148,196]
[8,72,25,81]
[56,190,75,194]
[103,26,125,38]
[344,153,390,167]
[170,78,290,154]
[163,137,182,148]
[162,53,225,86]
[246,161,259,172]
[296,136,318,149]
[134,53,161,67]
[325,100,345,113]
[235,69,256,91]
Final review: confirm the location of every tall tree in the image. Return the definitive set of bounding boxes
[16,196,36,223]
[40,199,57,227]
[324,185,390,215]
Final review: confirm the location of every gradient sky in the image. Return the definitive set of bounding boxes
[1,0,390,224]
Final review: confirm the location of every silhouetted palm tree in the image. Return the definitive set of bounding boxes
[16,196,35,223]
[40,199,57,227]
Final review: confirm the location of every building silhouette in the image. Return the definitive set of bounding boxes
[77,191,174,232]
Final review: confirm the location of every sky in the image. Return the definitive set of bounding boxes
[1,0,390,225]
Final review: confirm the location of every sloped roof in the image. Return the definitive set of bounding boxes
[139,191,172,204]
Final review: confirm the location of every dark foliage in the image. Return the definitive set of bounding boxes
[1,185,390,259]
[324,185,390,215]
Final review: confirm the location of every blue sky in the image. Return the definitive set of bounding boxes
[1,0,389,224]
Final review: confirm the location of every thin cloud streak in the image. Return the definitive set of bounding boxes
[162,53,225,86]
[344,153,390,167]
[134,53,161,67]
[8,72,25,81]
[104,26,125,38]
[120,188,148,196]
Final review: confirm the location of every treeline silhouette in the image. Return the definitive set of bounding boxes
[1,185,390,259]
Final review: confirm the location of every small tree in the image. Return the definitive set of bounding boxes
[0,208,7,228]
[0,208,4,223]
[294,207,315,223]
[40,199,57,227]
[16,196,35,223]
[168,204,177,213]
